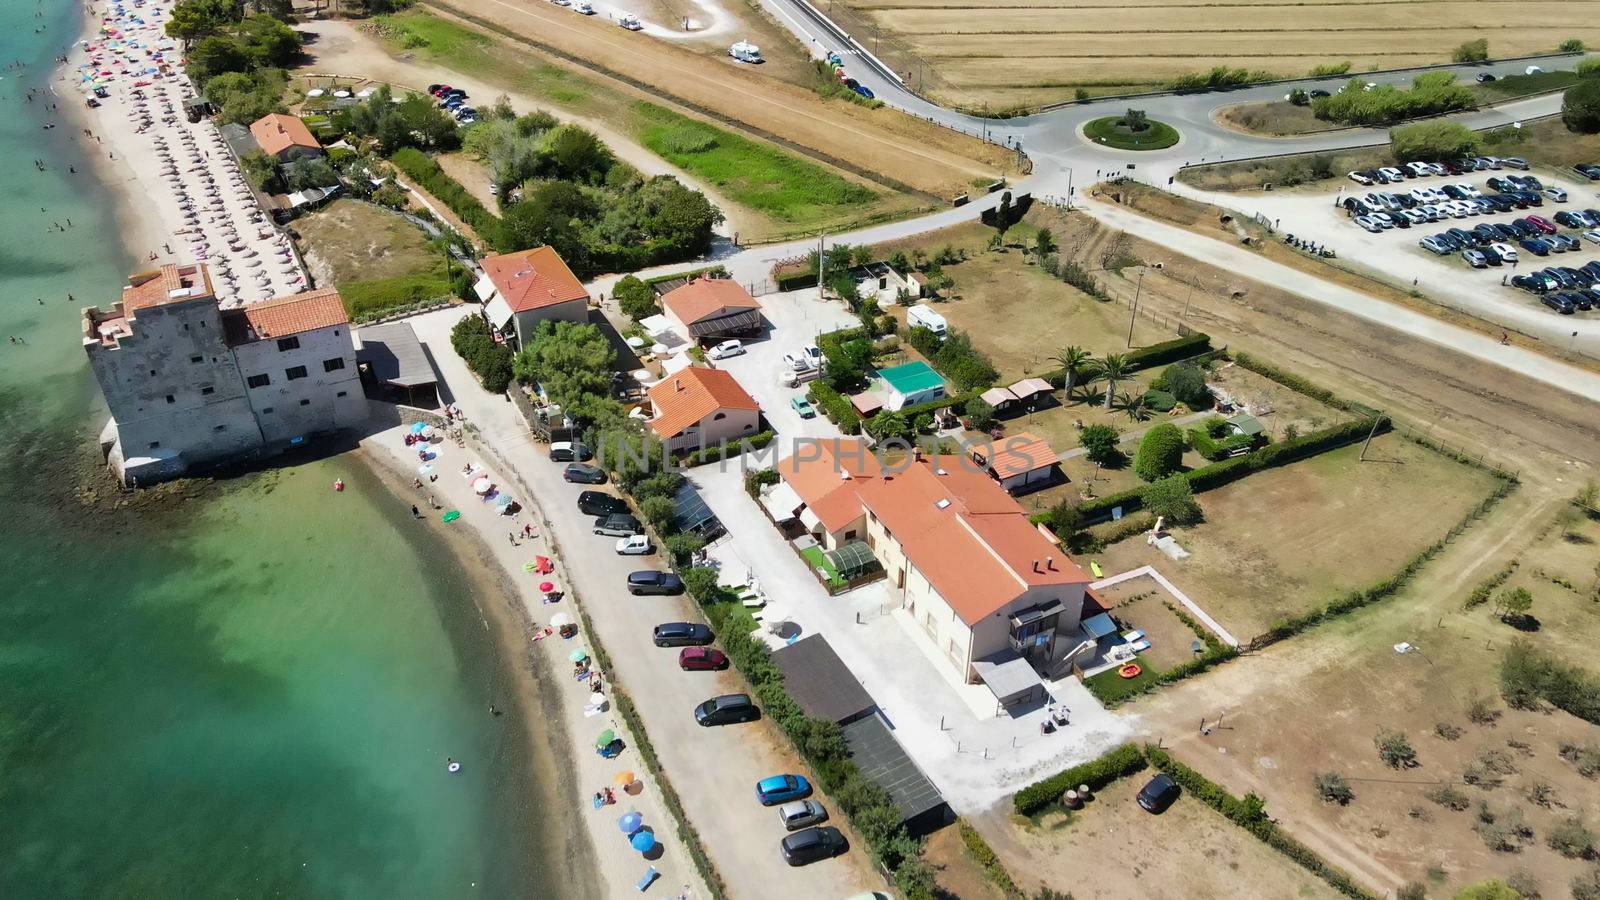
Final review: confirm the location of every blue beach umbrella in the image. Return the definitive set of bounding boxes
[630,831,656,852]
[617,811,642,834]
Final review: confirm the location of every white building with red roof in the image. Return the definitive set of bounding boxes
[475,246,590,347]
[645,366,762,453]
[83,264,364,484]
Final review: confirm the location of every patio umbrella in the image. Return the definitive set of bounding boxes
[595,729,615,750]
[409,421,427,434]
[589,692,607,707]
[538,581,555,593]
[630,831,656,853]
[613,770,635,786]
[472,477,492,494]
[494,494,514,510]
[568,648,588,662]
[617,811,642,833]
[549,612,573,627]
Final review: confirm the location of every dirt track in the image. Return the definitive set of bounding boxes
[419,0,1014,196]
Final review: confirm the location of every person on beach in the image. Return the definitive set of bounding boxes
[411,504,421,519]
[508,532,517,546]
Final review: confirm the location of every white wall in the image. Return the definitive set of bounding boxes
[660,407,761,453]
[233,323,364,443]
[512,300,589,348]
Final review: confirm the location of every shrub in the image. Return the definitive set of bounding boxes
[1454,880,1523,900]
[1547,815,1595,858]
[1188,424,1260,461]
[1134,423,1186,481]
[1464,561,1518,609]
[744,467,779,499]
[807,382,861,435]
[1426,784,1471,811]
[1564,78,1600,133]
[1150,361,1212,409]
[1059,259,1107,299]
[1124,333,1211,371]
[1494,586,1533,623]
[1013,743,1147,815]
[391,147,505,245]
[1143,475,1202,525]
[1505,868,1541,899]
[1376,729,1418,768]
[1499,642,1600,723]
[957,821,1020,896]
[1467,694,1502,725]
[1314,74,1475,127]
[1079,423,1122,465]
[1396,885,1425,900]
[614,275,658,320]
[1581,57,1600,77]
[1391,121,1483,163]
[1522,778,1556,807]
[1452,38,1489,62]
[965,396,996,432]
[1314,772,1354,805]
[449,313,515,393]
[1435,722,1465,741]
[1474,802,1532,852]
[1563,38,1586,52]
[1575,863,1600,900]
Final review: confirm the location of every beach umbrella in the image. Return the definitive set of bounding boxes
[617,811,642,833]
[630,831,656,853]
[494,494,513,509]
[549,612,573,627]
[409,421,427,434]
[472,477,492,494]
[442,510,461,523]
[538,581,555,593]
[568,648,588,662]
[595,729,616,750]
[613,770,635,786]
[589,692,606,707]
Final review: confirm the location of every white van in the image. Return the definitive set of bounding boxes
[729,40,763,64]
[907,304,948,338]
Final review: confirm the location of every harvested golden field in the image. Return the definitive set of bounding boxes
[829,0,1600,109]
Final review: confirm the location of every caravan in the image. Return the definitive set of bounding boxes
[729,40,763,64]
[906,304,948,338]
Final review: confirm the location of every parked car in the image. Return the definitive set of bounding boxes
[695,693,759,726]
[1546,186,1570,203]
[1491,242,1519,262]
[549,441,592,462]
[1480,246,1504,266]
[1527,215,1558,234]
[577,491,629,517]
[778,799,829,831]
[781,827,846,867]
[1519,238,1552,256]
[652,621,713,647]
[678,646,729,670]
[1574,163,1600,180]
[708,339,745,360]
[790,395,817,419]
[1543,294,1576,314]
[1462,249,1488,269]
[1136,773,1181,813]
[756,774,812,805]
[1476,72,1497,83]
[1585,230,1600,246]
[1501,157,1530,170]
[1347,170,1375,186]
[1354,215,1383,233]
[594,513,643,537]
[1552,233,1582,252]
[628,570,685,595]
[1418,236,1452,255]
[563,463,606,484]
[616,533,653,555]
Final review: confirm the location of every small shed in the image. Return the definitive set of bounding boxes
[671,480,725,541]
[971,431,1059,495]
[356,321,440,407]
[771,635,877,725]
[825,541,881,581]
[877,361,945,411]
[972,649,1045,710]
[1228,414,1265,437]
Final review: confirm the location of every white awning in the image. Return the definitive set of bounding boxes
[798,506,823,533]
[760,481,804,521]
[638,313,675,336]
[484,295,514,331]
[972,651,1044,705]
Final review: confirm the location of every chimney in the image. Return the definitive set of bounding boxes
[1032,560,1042,573]
[1046,556,1056,571]
[674,378,684,392]
[913,447,924,462]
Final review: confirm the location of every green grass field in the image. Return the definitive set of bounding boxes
[1083,116,1181,151]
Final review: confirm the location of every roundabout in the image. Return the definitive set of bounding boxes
[1082,113,1182,151]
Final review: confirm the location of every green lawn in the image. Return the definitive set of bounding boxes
[799,545,846,589]
[1083,655,1160,705]
[1083,116,1180,151]
[340,270,454,321]
[633,102,877,224]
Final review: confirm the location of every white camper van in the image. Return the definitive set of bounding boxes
[617,12,642,29]
[729,40,763,64]
[906,304,948,338]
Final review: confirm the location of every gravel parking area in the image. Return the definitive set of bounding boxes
[709,287,857,445]
[1187,163,1600,350]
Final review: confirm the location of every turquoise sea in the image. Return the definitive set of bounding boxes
[0,2,569,896]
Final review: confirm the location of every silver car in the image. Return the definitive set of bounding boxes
[777,799,828,831]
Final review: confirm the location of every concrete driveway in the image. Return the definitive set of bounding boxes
[404,306,881,899]
[710,287,858,444]
[689,461,1136,813]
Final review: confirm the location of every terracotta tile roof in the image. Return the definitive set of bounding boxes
[480,247,588,313]
[976,431,1057,480]
[854,457,1086,625]
[250,113,321,156]
[221,288,348,345]
[122,264,215,314]
[775,438,883,532]
[647,366,759,438]
[662,278,760,326]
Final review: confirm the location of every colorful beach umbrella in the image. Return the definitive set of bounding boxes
[617,811,642,833]
[595,729,616,749]
[613,770,635,786]
[441,510,461,523]
[568,648,588,662]
[409,421,427,434]
[549,612,573,627]
[630,831,656,852]
[538,581,555,593]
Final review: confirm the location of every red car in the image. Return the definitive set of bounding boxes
[1527,215,1558,234]
[430,84,452,97]
[679,647,728,671]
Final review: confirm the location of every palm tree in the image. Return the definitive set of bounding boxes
[1093,353,1131,408]
[1052,346,1091,404]
[1114,391,1151,421]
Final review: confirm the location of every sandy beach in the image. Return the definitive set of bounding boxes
[64,0,307,304]
[361,418,710,900]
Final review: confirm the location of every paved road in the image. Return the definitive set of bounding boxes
[406,306,883,900]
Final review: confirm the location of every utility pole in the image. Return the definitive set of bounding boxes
[817,233,826,300]
[1358,410,1385,461]
[1065,167,1073,210]
[1126,268,1145,347]
[1182,283,1194,318]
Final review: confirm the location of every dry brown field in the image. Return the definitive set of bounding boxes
[828,0,1600,109]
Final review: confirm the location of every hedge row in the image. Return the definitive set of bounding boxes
[1013,743,1148,815]
[1040,332,1213,389]
[1253,473,1516,645]
[861,389,984,440]
[777,270,819,291]
[1464,560,1519,609]
[390,147,504,246]
[680,431,775,466]
[1188,424,1261,462]
[1143,745,1380,900]
[1088,620,1239,708]
[957,821,1022,898]
[643,264,727,288]
[1078,416,1385,522]
[807,381,862,434]
[1229,351,1380,418]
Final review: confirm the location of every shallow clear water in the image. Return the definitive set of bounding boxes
[0,3,554,896]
